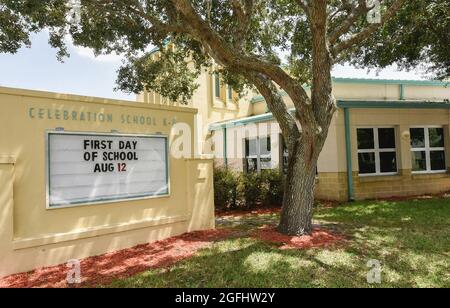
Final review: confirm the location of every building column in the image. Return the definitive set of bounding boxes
[344,108,355,201]
[398,125,412,176]
[270,124,281,170]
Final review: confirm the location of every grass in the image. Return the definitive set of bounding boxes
[105,197,450,288]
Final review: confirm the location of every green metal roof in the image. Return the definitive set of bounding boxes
[149,38,171,55]
[209,108,298,131]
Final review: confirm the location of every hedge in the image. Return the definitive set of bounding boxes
[214,167,284,211]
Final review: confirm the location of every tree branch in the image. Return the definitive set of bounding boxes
[332,0,407,56]
[170,0,316,128]
[245,73,299,142]
[295,0,310,17]
[230,0,254,47]
[329,0,370,45]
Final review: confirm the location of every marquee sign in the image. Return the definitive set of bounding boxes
[46,131,169,208]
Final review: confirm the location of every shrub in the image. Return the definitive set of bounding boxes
[214,167,285,211]
[262,169,284,206]
[239,172,267,208]
[213,167,239,210]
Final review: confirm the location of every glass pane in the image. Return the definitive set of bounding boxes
[246,139,258,156]
[430,151,446,171]
[411,151,427,172]
[378,128,396,149]
[215,73,221,98]
[260,157,272,170]
[358,152,376,174]
[410,128,425,148]
[228,86,233,100]
[357,129,374,150]
[429,128,445,148]
[380,152,397,173]
[260,137,271,155]
[246,158,258,173]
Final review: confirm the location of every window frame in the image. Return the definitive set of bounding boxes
[214,73,221,99]
[356,126,398,177]
[244,136,272,173]
[227,85,233,102]
[410,126,447,174]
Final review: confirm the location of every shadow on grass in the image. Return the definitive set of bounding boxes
[105,199,449,288]
[106,236,447,288]
[315,198,449,227]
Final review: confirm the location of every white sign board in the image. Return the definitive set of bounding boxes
[47,132,169,208]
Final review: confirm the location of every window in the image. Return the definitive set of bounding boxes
[410,127,446,173]
[214,73,221,98]
[245,137,271,173]
[357,128,398,175]
[227,85,233,102]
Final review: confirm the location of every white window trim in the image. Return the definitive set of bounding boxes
[410,126,447,174]
[244,136,272,173]
[357,127,399,177]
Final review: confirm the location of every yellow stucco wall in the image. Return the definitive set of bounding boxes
[138,69,255,156]
[0,87,215,277]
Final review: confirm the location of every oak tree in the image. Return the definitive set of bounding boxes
[2,0,448,235]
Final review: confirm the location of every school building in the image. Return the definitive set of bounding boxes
[140,73,450,202]
[0,68,449,278]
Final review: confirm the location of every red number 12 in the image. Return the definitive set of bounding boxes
[118,163,127,172]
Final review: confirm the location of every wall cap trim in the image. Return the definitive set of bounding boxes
[0,156,16,165]
[0,86,198,114]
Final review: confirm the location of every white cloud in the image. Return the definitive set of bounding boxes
[65,35,123,63]
[72,46,123,63]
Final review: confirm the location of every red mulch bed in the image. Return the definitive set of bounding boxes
[252,225,347,250]
[0,229,232,289]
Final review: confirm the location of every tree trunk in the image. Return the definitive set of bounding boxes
[277,136,319,236]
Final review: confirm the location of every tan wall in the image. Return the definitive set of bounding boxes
[0,87,215,277]
[403,85,449,101]
[334,83,400,100]
[315,172,348,201]
[346,108,450,200]
[351,171,450,200]
[251,83,449,116]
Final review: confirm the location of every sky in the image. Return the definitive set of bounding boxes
[0,32,428,101]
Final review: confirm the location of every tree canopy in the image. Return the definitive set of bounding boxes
[1,0,448,102]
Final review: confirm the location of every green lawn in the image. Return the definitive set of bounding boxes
[106,198,450,288]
